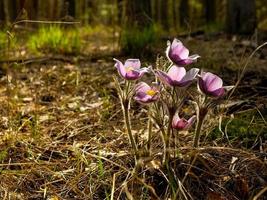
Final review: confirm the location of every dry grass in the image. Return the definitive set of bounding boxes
[0,32,266,199]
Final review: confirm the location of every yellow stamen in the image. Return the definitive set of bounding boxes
[125,66,134,72]
[146,89,157,96]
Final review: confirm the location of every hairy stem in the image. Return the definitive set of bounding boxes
[160,128,167,164]
[121,99,139,162]
[147,113,152,156]
[193,107,207,148]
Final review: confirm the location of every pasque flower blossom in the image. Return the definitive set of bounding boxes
[114,58,149,80]
[172,114,196,130]
[156,65,199,87]
[166,38,200,66]
[198,72,225,97]
[134,82,160,104]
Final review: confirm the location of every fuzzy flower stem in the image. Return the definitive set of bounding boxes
[121,98,139,161]
[164,116,172,163]
[114,77,139,162]
[124,81,138,161]
[160,128,167,164]
[193,106,207,148]
[147,108,153,156]
[164,108,175,164]
[154,103,168,163]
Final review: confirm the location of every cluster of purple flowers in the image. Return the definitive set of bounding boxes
[114,38,228,131]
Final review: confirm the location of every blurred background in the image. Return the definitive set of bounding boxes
[1,0,267,32]
[0,0,267,58]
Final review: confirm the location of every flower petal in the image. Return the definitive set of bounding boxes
[134,93,151,103]
[155,70,174,86]
[114,58,126,78]
[134,82,159,103]
[167,65,186,82]
[180,68,199,86]
[203,72,223,92]
[170,39,189,60]
[210,87,225,97]
[124,59,141,69]
[172,113,181,128]
[125,70,141,80]
[198,74,207,94]
[188,54,200,61]
[135,82,151,93]
[185,115,196,129]
[173,118,188,130]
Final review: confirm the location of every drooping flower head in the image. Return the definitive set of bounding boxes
[134,82,160,104]
[198,72,225,97]
[155,65,199,87]
[114,58,149,80]
[166,38,200,66]
[172,114,196,130]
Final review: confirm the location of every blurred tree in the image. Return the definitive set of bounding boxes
[161,0,169,29]
[0,0,5,23]
[172,0,180,31]
[66,0,75,18]
[24,0,37,20]
[125,0,152,27]
[179,0,189,27]
[226,0,256,34]
[3,0,10,23]
[203,0,216,23]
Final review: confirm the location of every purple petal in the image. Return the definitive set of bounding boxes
[134,87,151,103]
[167,66,186,82]
[180,68,199,86]
[209,87,225,97]
[198,75,207,94]
[175,59,194,65]
[125,70,141,80]
[135,82,151,93]
[114,58,126,78]
[188,54,200,61]
[134,82,159,103]
[134,93,151,103]
[203,72,223,92]
[136,67,149,76]
[155,70,174,86]
[172,114,196,130]
[170,39,189,60]
[165,42,171,61]
[185,115,196,129]
[124,59,141,69]
[172,113,181,128]
[173,118,188,130]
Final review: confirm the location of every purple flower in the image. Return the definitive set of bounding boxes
[166,38,200,66]
[198,72,225,97]
[155,65,199,87]
[134,82,160,104]
[114,58,149,80]
[172,114,196,130]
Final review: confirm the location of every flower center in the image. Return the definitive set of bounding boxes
[146,89,157,96]
[125,66,134,72]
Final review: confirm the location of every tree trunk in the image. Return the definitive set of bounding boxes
[161,0,169,29]
[3,0,10,23]
[0,0,5,23]
[226,0,256,35]
[67,0,75,18]
[125,0,152,27]
[179,0,189,27]
[172,0,179,31]
[203,0,216,23]
[24,0,37,20]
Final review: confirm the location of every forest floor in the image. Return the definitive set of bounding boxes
[0,26,266,200]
